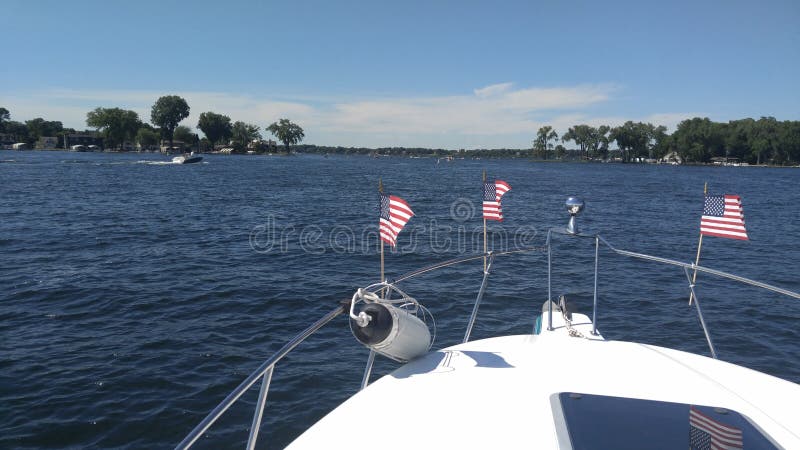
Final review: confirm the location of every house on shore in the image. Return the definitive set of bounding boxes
[160,140,185,153]
[136,142,160,152]
[659,151,682,165]
[710,156,740,165]
[247,139,278,153]
[36,136,58,149]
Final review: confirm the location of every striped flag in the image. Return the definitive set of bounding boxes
[483,180,511,221]
[700,195,748,240]
[689,406,743,449]
[379,193,414,247]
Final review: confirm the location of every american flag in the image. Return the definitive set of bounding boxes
[379,193,414,247]
[483,180,511,221]
[689,406,743,450]
[700,195,748,240]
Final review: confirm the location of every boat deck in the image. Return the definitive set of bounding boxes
[287,312,800,449]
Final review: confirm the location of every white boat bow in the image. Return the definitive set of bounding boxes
[289,309,798,448]
[175,197,800,450]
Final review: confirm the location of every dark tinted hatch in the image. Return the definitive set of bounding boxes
[556,393,778,449]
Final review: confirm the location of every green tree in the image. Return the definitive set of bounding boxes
[267,118,305,153]
[0,107,9,132]
[561,125,609,158]
[748,117,779,165]
[4,121,28,142]
[24,118,64,143]
[231,121,262,152]
[554,144,566,159]
[197,112,233,147]
[724,119,754,162]
[150,95,190,150]
[596,125,612,159]
[86,107,141,149]
[562,125,586,157]
[135,127,160,150]
[779,120,800,163]
[708,122,727,158]
[532,125,558,159]
[173,125,198,146]
[199,137,212,152]
[610,121,655,162]
[650,125,669,158]
[671,117,725,163]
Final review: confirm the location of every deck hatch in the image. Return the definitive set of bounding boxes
[555,393,778,449]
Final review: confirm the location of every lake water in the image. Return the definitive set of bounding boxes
[2,150,799,449]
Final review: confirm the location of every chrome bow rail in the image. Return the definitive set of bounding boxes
[175,305,348,450]
[544,228,800,360]
[175,229,800,450]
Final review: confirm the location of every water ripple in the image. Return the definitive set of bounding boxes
[1,150,799,449]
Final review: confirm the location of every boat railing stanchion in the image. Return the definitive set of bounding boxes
[591,235,600,336]
[360,350,376,390]
[246,366,274,450]
[463,252,495,343]
[175,305,346,450]
[548,197,586,332]
[547,230,554,331]
[683,266,717,359]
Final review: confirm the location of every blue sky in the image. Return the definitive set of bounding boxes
[1,0,798,149]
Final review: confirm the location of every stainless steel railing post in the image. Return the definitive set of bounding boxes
[360,350,376,390]
[592,235,600,335]
[463,253,495,343]
[547,230,554,331]
[683,267,717,359]
[246,366,274,450]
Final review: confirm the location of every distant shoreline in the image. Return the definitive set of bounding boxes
[3,147,798,168]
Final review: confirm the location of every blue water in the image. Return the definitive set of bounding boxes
[2,150,799,449]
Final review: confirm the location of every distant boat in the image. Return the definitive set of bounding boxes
[172,152,203,164]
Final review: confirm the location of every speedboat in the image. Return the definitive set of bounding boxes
[175,197,800,449]
[172,152,203,164]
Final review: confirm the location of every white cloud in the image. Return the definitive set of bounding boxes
[321,83,616,138]
[474,82,514,98]
[0,83,699,148]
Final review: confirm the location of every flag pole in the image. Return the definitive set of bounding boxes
[483,170,487,273]
[379,178,385,284]
[689,182,708,305]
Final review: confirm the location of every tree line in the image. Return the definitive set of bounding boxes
[3,103,798,164]
[273,117,800,165]
[534,118,800,164]
[0,98,305,154]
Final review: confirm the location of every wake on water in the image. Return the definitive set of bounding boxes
[58,160,194,166]
[137,160,177,165]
